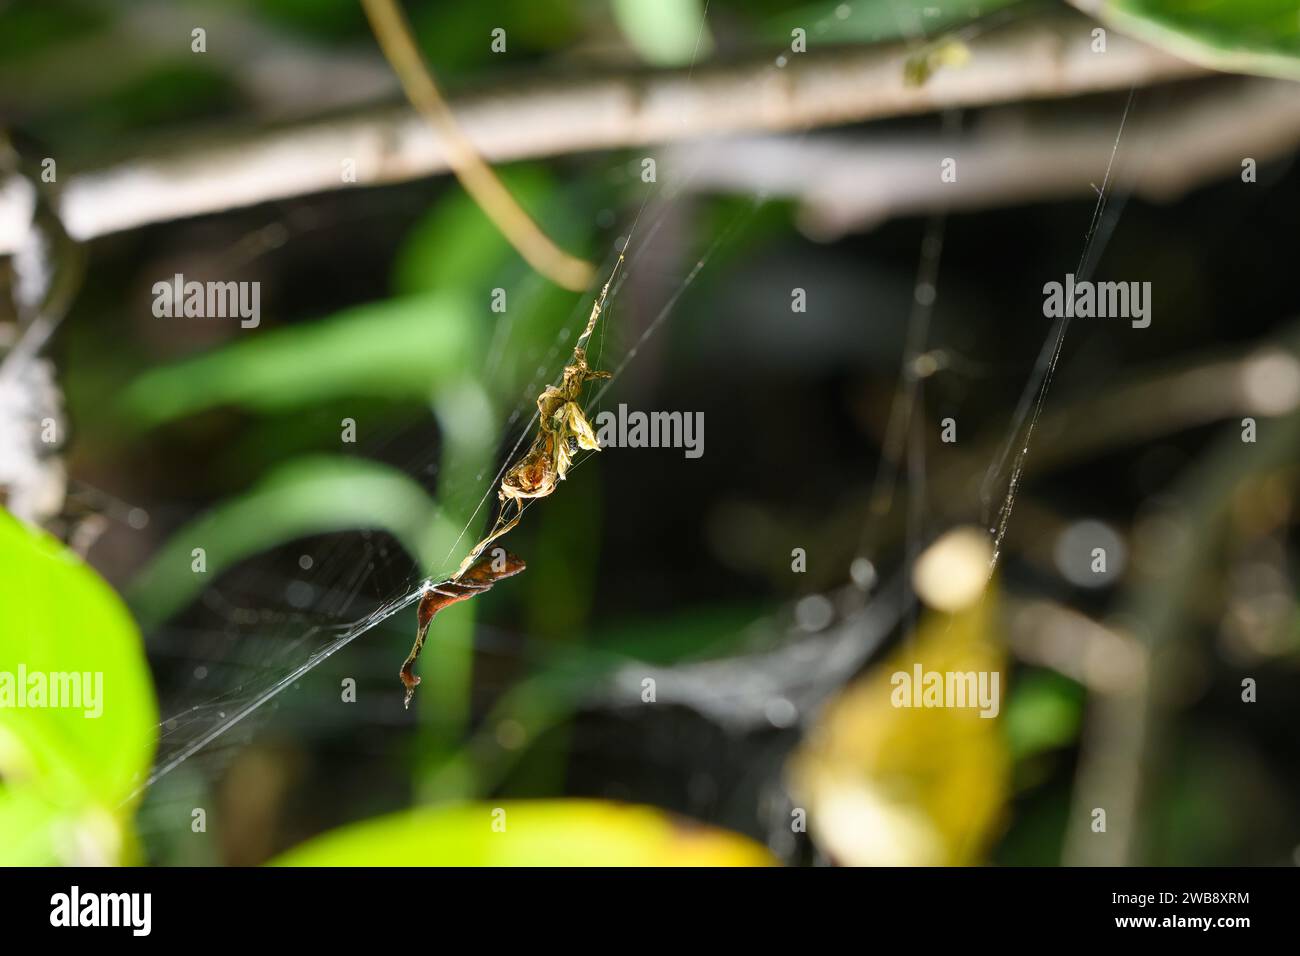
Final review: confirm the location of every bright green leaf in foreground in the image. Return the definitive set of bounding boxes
[0,509,157,864]
[272,799,775,866]
[1074,0,1300,79]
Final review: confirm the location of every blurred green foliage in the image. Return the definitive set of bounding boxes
[764,0,1031,44]
[126,456,453,629]
[4,0,1299,869]
[123,289,482,424]
[1002,668,1084,761]
[0,1,106,60]
[611,0,712,65]
[118,166,603,802]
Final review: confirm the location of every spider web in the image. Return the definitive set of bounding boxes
[127,156,772,853]
[122,20,1150,862]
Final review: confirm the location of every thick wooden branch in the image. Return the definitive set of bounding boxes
[668,76,1300,237]
[0,15,1206,254]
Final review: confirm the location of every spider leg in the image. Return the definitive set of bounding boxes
[451,500,524,582]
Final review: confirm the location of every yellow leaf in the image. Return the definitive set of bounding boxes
[788,528,1008,866]
[271,799,777,867]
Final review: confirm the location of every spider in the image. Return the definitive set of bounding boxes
[500,346,609,505]
[399,254,622,703]
[400,547,526,707]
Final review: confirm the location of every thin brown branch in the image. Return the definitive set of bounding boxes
[359,0,594,291]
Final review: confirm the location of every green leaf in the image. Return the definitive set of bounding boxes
[0,509,157,864]
[407,0,583,75]
[764,0,1028,45]
[393,167,559,296]
[119,169,593,433]
[121,290,482,428]
[611,0,711,66]
[1076,0,1300,79]
[271,799,775,865]
[1003,669,1084,760]
[127,456,453,630]
[0,1,108,65]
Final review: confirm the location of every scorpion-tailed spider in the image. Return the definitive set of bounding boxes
[399,252,624,707]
